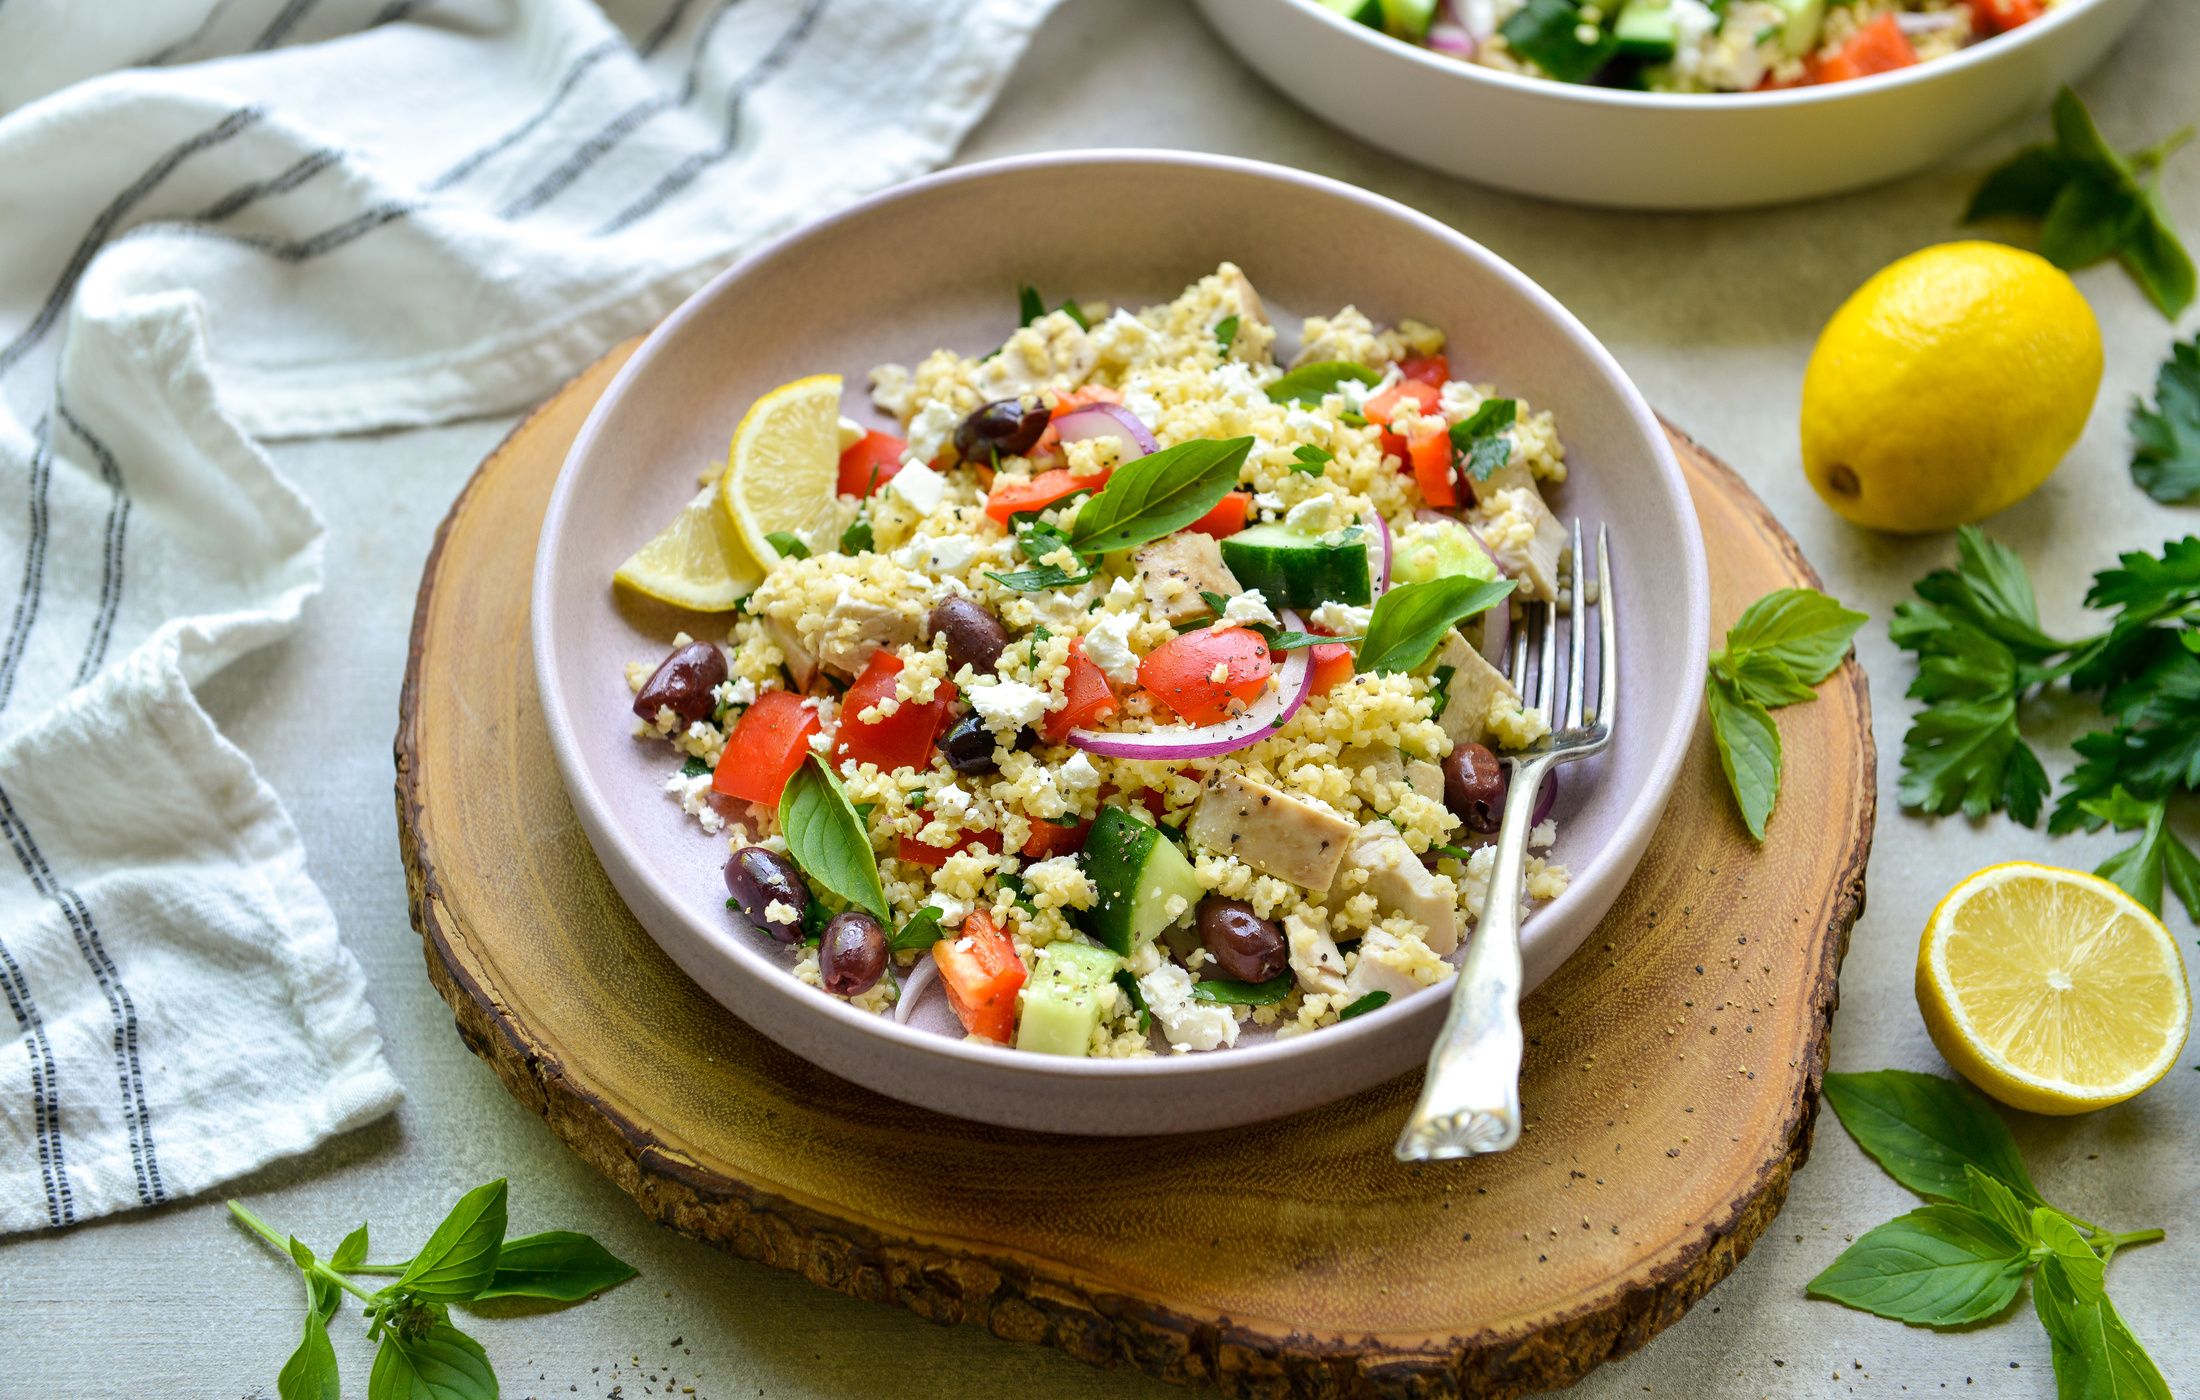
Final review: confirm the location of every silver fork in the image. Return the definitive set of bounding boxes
[1395,520,1616,1161]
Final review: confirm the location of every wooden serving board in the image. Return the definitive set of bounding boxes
[396,341,1875,1398]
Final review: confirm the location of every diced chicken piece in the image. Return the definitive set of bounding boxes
[1340,743,1407,807]
[761,614,817,690]
[1343,821,1460,954]
[815,594,921,679]
[1285,907,1348,997]
[1469,479,1567,601]
[1343,928,1451,1002]
[1218,262,1270,332]
[1186,771,1354,890]
[1133,532,1242,626]
[1427,630,1521,750]
[1406,759,1445,804]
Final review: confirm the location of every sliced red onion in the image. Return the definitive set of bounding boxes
[893,951,938,1025]
[1068,611,1317,760]
[1532,769,1558,827]
[1466,521,1513,578]
[1365,510,1393,594]
[1895,9,1967,33]
[1425,19,1475,55]
[1054,403,1159,460]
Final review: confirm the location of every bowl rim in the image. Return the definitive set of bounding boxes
[532,147,1709,1085]
[1268,0,2110,110]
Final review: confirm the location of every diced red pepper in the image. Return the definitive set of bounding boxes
[1184,490,1251,539]
[832,651,956,773]
[1308,641,1355,696]
[896,829,1002,868]
[933,907,1026,1043]
[1365,378,1442,427]
[713,691,819,806]
[1397,353,1450,387]
[1408,428,1458,508]
[1042,640,1120,743]
[1379,429,1410,467]
[1138,627,1274,725]
[1969,0,2042,31]
[1020,818,1091,859]
[836,429,906,497]
[983,468,1111,526]
[1810,13,1917,83]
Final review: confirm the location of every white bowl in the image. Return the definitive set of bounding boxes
[533,150,1709,1135]
[1192,0,2152,208]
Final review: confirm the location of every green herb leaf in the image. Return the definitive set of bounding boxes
[1448,398,1517,482]
[1960,1164,2037,1245]
[1265,361,1382,405]
[679,755,710,779]
[1720,587,1869,685]
[2034,1252,2172,1400]
[1017,283,1046,325]
[1290,443,1332,474]
[1271,629,1354,652]
[368,1322,497,1400]
[2129,333,2200,504]
[1719,650,1817,709]
[779,756,888,922]
[1113,968,1151,1032]
[2079,786,2200,921]
[1706,673,1779,842]
[839,515,875,554]
[1500,0,1618,83]
[1338,990,1390,1021]
[1820,1070,2044,1211]
[889,905,948,953]
[1189,972,1295,1005]
[764,531,811,561]
[278,1282,342,1400]
[1067,436,1254,555]
[1965,146,2074,223]
[1804,1205,2030,1327]
[1214,314,1240,353]
[394,1179,509,1303]
[473,1231,638,1303]
[1357,575,1516,675]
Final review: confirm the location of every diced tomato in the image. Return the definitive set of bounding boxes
[1135,787,1169,820]
[1398,353,1450,387]
[983,467,1111,526]
[832,651,956,772]
[1139,627,1274,725]
[1969,0,2042,31]
[933,907,1026,1043]
[1810,13,1917,83]
[1407,428,1458,508]
[1020,818,1091,859]
[1185,490,1252,539]
[1042,640,1120,743]
[1364,378,1442,427]
[1307,641,1355,696]
[836,429,906,497]
[896,829,1003,868]
[712,691,819,806]
[1379,429,1410,467]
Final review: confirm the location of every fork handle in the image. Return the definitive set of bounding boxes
[1393,754,1551,1161]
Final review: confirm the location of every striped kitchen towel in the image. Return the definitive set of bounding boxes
[0,0,1060,1233]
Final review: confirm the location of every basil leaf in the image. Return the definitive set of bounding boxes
[986,564,1095,592]
[1265,361,1381,405]
[1189,972,1295,1005]
[2038,175,2132,270]
[1965,146,2074,223]
[1960,1164,2036,1244]
[1707,672,1780,841]
[779,756,888,921]
[2034,1253,2172,1400]
[1017,283,1046,326]
[1067,436,1253,555]
[1338,989,1390,1021]
[391,1179,508,1303]
[277,1289,341,1400]
[473,1230,638,1302]
[1719,650,1816,710]
[679,755,710,779]
[1214,314,1239,353]
[2123,190,2198,319]
[1291,443,1332,474]
[1271,630,1354,651]
[1821,1070,2045,1210]
[1113,968,1150,1032]
[1805,1205,2029,1327]
[331,1223,370,1271]
[764,531,810,560]
[1357,575,1516,675]
[368,1322,496,1400]
[1501,0,1617,83]
[1720,587,1869,685]
[889,905,947,953]
[839,515,874,554]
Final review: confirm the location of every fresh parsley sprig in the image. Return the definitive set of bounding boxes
[1705,588,1866,841]
[1965,87,2194,317]
[1811,1071,2167,1397]
[1449,398,1517,483]
[230,1179,635,1400]
[2129,332,2200,504]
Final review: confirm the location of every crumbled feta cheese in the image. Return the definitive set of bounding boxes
[1221,589,1276,628]
[1207,661,1231,684]
[1309,601,1372,636]
[893,532,979,575]
[968,678,1051,731]
[765,899,799,925]
[869,364,914,418]
[930,782,974,822]
[1283,495,1338,534]
[1058,751,1100,796]
[888,459,947,515]
[712,676,758,709]
[836,415,864,452]
[904,401,960,464]
[1082,611,1140,687]
[663,770,725,834]
[1138,958,1240,1053]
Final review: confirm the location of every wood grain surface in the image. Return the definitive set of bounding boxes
[396,340,1875,1398]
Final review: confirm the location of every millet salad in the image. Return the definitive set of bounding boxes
[621,264,1577,1059]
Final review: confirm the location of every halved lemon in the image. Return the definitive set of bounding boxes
[718,373,843,564]
[614,483,764,611]
[1918,863,2190,1115]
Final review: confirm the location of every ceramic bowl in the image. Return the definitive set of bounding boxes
[533,150,1709,1135]
[1192,0,2151,209]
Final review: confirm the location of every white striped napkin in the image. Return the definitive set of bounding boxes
[0,0,1059,1233]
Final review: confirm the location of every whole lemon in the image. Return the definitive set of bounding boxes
[1801,242,2102,534]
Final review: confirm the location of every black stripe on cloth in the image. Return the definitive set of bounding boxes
[594,0,827,238]
[250,0,325,51]
[0,418,54,713]
[0,931,69,1227]
[639,0,701,57]
[0,783,162,1208]
[143,0,244,68]
[0,784,160,1204]
[424,38,622,194]
[368,0,427,24]
[194,147,341,223]
[0,105,266,382]
[57,408,128,687]
[495,0,745,221]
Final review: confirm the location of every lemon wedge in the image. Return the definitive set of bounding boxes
[613,483,763,611]
[719,373,843,564]
[1918,862,2190,1115]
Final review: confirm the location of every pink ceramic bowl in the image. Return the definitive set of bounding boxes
[533,151,1709,1135]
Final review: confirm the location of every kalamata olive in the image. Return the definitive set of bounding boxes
[939,713,1001,775]
[1443,742,1507,835]
[953,398,1049,464]
[632,640,726,724]
[927,597,1010,677]
[1196,896,1287,983]
[724,846,807,943]
[819,911,888,997]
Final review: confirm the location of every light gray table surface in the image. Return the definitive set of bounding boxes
[7,2,2198,1395]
